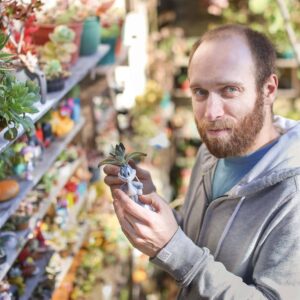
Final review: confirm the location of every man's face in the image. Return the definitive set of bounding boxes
[189,35,266,158]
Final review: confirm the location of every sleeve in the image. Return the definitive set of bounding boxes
[150,193,300,299]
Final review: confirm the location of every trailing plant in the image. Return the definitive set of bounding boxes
[0,32,40,141]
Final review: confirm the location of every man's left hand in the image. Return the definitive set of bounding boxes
[112,189,179,257]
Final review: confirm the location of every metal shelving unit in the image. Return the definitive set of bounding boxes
[0,118,85,229]
[0,45,109,154]
[20,251,54,300]
[0,42,121,299]
[0,158,82,281]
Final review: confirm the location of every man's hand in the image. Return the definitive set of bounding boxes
[112,189,179,257]
[103,162,156,195]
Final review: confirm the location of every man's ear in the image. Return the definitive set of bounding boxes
[262,74,278,105]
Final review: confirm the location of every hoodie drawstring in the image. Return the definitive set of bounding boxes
[214,196,246,258]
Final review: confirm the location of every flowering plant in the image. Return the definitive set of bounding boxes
[0,0,43,55]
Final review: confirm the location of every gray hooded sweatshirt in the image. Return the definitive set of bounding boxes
[151,116,300,299]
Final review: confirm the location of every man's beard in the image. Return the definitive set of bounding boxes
[196,93,265,158]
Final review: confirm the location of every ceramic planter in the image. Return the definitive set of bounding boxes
[80,17,101,56]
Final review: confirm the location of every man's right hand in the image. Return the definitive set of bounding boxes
[103,162,157,195]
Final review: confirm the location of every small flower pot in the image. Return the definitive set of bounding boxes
[32,22,83,65]
[46,78,65,93]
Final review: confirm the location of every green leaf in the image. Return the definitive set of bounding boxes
[98,158,122,167]
[125,152,147,163]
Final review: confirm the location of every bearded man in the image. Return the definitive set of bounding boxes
[103,24,300,299]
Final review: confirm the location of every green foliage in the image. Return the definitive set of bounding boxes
[0,149,14,180]
[0,32,40,140]
[98,143,146,167]
[42,59,63,80]
[221,0,300,54]
[0,32,13,72]
[39,25,77,65]
[0,74,40,139]
[101,24,120,39]
[49,25,75,43]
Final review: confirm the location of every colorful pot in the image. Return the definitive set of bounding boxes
[80,17,101,56]
[98,37,117,65]
[32,22,83,65]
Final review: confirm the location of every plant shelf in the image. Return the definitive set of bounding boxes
[0,117,85,229]
[20,250,55,300]
[0,158,82,281]
[54,222,89,288]
[0,45,109,154]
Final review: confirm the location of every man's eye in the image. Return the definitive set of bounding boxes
[192,88,208,98]
[223,86,239,94]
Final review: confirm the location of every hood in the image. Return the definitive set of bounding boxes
[230,115,300,197]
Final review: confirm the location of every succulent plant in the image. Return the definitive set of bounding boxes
[39,25,77,65]
[98,143,146,167]
[0,32,40,140]
[42,59,63,80]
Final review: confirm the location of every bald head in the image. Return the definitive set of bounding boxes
[188,25,277,92]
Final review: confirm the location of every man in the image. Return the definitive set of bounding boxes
[103,24,300,299]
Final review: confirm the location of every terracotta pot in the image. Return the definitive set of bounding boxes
[31,22,83,65]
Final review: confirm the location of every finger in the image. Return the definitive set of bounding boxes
[103,165,120,176]
[113,200,143,245]
[104,175,123,186]
[139,193,161,212]
[113,189,151,224]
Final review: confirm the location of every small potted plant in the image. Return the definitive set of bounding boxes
[78,0,116,56]
[32,1,84,64]
[42,59,65,93]
[39,25,77,69]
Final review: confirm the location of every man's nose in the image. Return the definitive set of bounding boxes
[204,94,224,121]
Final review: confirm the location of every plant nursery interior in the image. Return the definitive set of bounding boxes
[0,0,299,299]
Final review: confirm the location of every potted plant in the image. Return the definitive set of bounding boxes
[78,0,116,56]
[39,25,77,69]
[32,1,84,64]
[0,151,20,202]
[0,32,40,141]
[0,0,47,104]
[42,59,65,93]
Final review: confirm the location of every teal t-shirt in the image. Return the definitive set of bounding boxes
[212,140,278,200]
